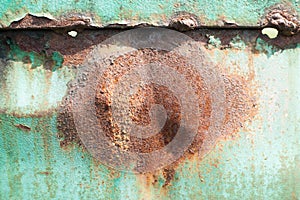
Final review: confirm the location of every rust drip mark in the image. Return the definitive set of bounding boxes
[14,124,31,132]
[9,14,91,29]
[137,167,176,190]
[162,168,176,187]
[169,12,199,31]
[262,4,300,36]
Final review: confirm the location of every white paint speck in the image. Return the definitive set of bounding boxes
[68,30,78,38]
[262,28,278,39]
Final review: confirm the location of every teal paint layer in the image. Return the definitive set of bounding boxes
[0,114,141,200]
[0,34,299,199]
[0,0,299,28]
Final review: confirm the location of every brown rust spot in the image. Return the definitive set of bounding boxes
[10,14,53,28]
[262,4,300,36]
[57,103,83,149]
[36,171,52,175]
[42,30,259,183]
[169,12,199,31]
[95,49,210,154]
[9,14,91,29]
[14,124,31,132]
[162,168,176,187]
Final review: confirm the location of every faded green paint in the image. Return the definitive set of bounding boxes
[0,33,299,199]
[0,0,299,28]
[0,59,75,116]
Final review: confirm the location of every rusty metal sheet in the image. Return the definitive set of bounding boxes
[0,27,299,200]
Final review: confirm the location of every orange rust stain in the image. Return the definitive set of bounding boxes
[57,47,257,189]
[36,171,52,175]
[94,49,210,154]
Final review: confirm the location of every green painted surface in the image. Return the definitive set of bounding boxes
[0,0,299,28]
[0,32,299,199]
[0,61,74,116]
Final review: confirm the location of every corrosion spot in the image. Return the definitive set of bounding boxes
[57,103,83,149]
[169,12,199,31]
[9,13,91,28]
[37,171,52,175]
[10,14,53,28]
[162,168,175,187]
[262,4,300,36]
[58,47,257,175]
[14,124,31,132]
[94,49,209,155]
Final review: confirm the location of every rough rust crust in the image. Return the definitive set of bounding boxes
[57,103,84,149]
[57,48,257,176]
[169,12,199,31]
[262,4,300,36]
[94,49,210,154]
[9,14,91,29]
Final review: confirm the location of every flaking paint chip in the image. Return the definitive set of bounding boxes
[262,27,278,39]
[68,30,78,37]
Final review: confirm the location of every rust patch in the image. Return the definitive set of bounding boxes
[57,103,83,149]
[58,47,257,178]
[162,168,176,187]
[169,12,199,31]
[262,4,300,36]
[9,14,91,29]
[10,14,53,28]
[14,124,31,132]
[95,49,209,154]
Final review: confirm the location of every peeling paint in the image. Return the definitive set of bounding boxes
[6,39,64,71]
[255,37,282,57]
[207,35,222,49]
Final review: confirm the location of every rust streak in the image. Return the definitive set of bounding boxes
[14,124,31,132]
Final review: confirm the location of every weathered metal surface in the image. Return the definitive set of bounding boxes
[0,28,299,199]
[0,0,298,28]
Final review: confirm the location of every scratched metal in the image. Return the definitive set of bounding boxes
[0,27,299,200]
